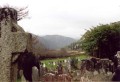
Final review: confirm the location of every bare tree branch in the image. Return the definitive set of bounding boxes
[0,5,29,21]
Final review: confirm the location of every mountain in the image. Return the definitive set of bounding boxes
[33,35,76,50]
[42,35,76,49]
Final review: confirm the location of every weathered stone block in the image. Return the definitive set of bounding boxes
[11,33,28,52]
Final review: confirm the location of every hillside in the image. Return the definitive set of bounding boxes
[33,35,76,50]
[42,35,76,49]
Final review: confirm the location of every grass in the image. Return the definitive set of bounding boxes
[41,58,66,70]
[73,54,90,60]
[41,53,89,70]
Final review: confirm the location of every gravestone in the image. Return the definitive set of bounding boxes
[32,66,39,81]
[115,51,120,65]
[116,51,120,58]
[39,63,44,78]
[57,61,63,74]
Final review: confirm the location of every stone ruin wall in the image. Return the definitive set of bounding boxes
[0,8,32,82]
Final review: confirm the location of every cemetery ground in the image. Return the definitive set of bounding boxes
[38,52,114,82]
[17,53,90,82]
[17,51,115,82]
[41,53,89,70]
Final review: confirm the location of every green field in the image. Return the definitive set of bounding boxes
[41,54,89,70]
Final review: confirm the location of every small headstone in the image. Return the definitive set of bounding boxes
[43,63,46,68]
[77,72,80,76]
[64,59,67,63]
[93,70,98,75]
[116,51,120,58]
[40,63,44,76]
[53,62,56,65]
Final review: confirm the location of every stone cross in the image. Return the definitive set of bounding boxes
[0,7,32,82]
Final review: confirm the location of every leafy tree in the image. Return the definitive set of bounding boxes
[80,22,120,59]
[67,42,81,50]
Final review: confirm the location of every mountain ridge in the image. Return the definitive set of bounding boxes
[33,34,76,50]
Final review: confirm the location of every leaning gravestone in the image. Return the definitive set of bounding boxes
[32,66,39,81]
[0,7,32,82]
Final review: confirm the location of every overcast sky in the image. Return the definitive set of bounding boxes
[1,0,120,39]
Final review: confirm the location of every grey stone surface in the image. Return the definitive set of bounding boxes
[32,66,39,81]
[0,8,32,82]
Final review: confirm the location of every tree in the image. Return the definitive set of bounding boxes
[80,22,120,59]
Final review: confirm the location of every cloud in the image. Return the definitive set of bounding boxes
[1,0,120,39]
